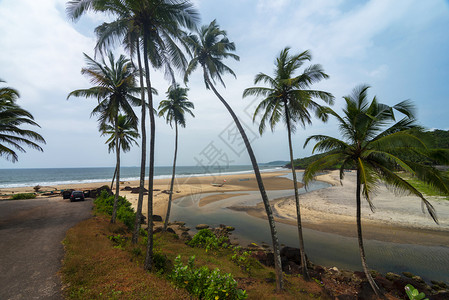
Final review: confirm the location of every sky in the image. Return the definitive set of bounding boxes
[1,0,449,169]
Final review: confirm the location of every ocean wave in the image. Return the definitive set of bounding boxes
[0,166,289,189]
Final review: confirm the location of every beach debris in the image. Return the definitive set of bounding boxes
[33,185,41,192]
[211,179,226,187]
[195,224,209,230]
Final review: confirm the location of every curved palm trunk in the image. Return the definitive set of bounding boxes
[110,165,117,190]
[143,36,155,271]
[284,105,309,279]
[111,116,120,223]
[204,69,283,291]
[356,168,381,296]
[132,39,147,244]
[164,123,178,231]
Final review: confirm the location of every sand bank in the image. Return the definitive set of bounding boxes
[230,170,449,246]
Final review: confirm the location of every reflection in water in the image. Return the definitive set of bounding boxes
[171,175,449,283]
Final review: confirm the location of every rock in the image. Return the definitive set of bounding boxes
[402,271,414,278]
[412,275,425,285]
[152,215,163,222]
[171,221,185,226]
[195,224,209,230]
[432,291,449,300]
[140,214,147,225]
[330,266,340,273]
[178,226,190,232]
[280,246,302,266]
[89,185,113,198]
[283,261,301,274]
[122,186,132,191]
[153,226,163,234]
[225,226,235,231]
[166,227,176,234]
[181,231,191,241]
[386,272,401,281]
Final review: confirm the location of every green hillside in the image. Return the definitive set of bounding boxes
[286,129,449,169]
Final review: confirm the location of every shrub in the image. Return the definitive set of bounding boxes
[94,190,136,230]
[187,229,229,252]
[170,255,247,300]
[11,193,36,200]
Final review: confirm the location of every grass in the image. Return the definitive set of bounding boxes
[11,193,36,200]
[61,214,329,299]
[401,174,449,199]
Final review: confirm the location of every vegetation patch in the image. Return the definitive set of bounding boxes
[62,216,329,299]
[94,190,136,229]
[11,193,36,200]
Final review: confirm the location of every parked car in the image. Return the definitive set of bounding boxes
[70,190,85,202]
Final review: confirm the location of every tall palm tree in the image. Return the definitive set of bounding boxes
[158,84,194,231]
[67,52,140,224]
[0,79,45,162]
[183,20,284,291]
[303,84,449,296]
[100,114,140,190]
[243,47,334,278]
[66,0,200,269]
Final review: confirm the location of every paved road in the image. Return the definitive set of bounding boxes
[0,197,92,300]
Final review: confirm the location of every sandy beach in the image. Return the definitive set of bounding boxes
[2,169,448,246]
[230,170,449,246]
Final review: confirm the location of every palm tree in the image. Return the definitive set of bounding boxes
[158,84,194,231]
[303,84,449,296]
[100,114,140,190]
[183,20,284,291]
[243,47,334,278]
[0,79,45,162]
[66,0,200,269]
[67,52,140,224]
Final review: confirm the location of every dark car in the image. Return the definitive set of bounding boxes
[70,190,85,202]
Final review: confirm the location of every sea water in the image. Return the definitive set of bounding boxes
[0,165,282,188]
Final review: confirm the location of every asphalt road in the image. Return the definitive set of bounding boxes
[0,197,92,300]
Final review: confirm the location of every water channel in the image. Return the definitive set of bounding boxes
[170,173,449,283]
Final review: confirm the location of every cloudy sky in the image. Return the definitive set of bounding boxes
[1,0,448,169]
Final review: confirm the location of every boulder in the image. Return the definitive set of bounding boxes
[166,227,176,234]
[280,246,302,265]
[386,272,401,281]
[195,224,209,230]
[152,215,163,222]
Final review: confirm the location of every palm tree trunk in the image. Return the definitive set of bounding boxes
[164,123,178,231]
[143,36,155,271]
[111,116,120,223]
[284,105,309,279]
[203,69,283,291]
[356,168,381,297]
[110,165,117,190]
[132,38,147,244]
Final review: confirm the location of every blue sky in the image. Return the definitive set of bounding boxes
[1,0,448,169]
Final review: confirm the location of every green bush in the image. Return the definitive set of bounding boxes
[170,255,247,300]
[94,190,136,230]
[11,193,36,200]
[187,229,229,252]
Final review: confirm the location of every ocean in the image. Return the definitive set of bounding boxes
[0,165,284,188]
